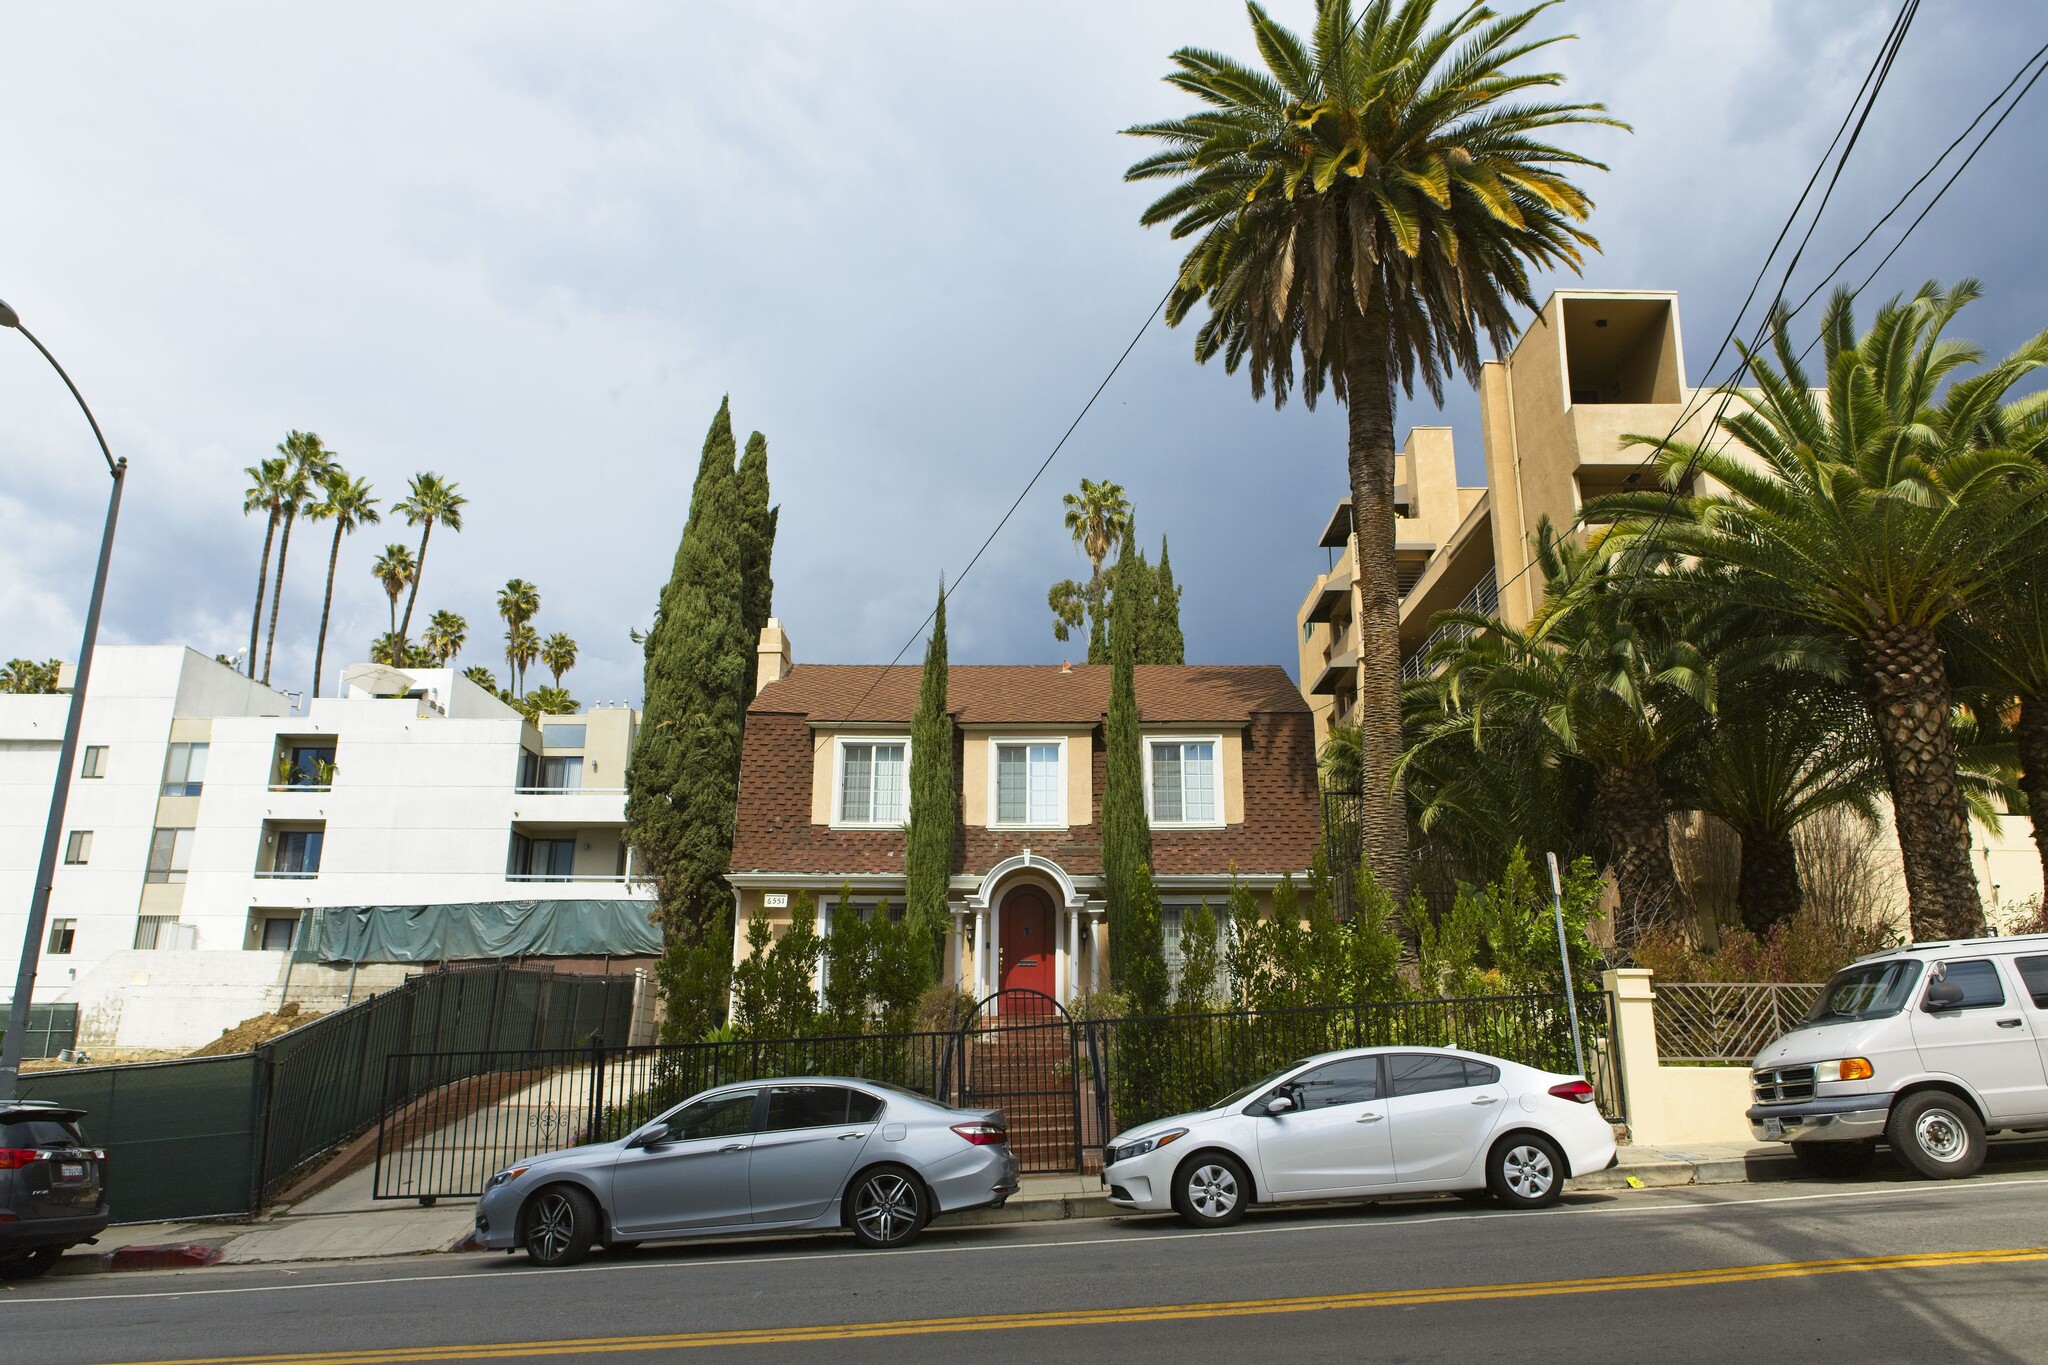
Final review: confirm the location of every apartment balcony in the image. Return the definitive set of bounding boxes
[508,786,628,827]
[1307,648,1359,697]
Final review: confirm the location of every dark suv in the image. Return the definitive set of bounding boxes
[1,1101,108,1279]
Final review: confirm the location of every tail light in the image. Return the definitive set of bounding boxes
[1548,1080,1596,1105]
[951,1122,1008,1146]
[0,1150,40,1170]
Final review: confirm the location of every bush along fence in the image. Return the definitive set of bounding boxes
[370,986,1624,1202]
[17,963,639,1223]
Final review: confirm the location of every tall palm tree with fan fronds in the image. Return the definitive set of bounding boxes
[370,543,418,642]
[392,472,466,658]
[241,456,289,678]
[424,610,468,666]
[305,469,379,699]
[541,632,579,688]
[1049,478,1132,659]
[505,622,540,697]
[263,431,337,686]
[1596,282,2048,940]
[1128,0,1624,905]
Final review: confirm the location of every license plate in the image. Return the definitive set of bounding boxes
[59,1162,86,1181]
[1762,1118,1786,1140]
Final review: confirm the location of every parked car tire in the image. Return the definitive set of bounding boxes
[1487,1134,1566,1209]
[1887,1091,1986,1180]
[0,1248,63,1280]
[1792,1140,1877,1179]
[1171,1152,1252,1228]
[521,1186,599,1266]
[847,1166,927,1249]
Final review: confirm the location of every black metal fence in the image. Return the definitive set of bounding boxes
[1,1002,80,1060]
[371,988,1623,1200]
[19,963,637,1223]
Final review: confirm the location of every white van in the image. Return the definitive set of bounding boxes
[1747,934,2048,1179]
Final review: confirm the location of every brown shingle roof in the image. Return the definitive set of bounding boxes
[751,664,1307,726]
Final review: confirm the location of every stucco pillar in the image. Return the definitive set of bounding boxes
[1605,967,1661,1141]
[1066,907,1081,1005]
[948,909,964,988]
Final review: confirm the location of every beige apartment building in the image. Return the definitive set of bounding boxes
[1295,286,2044,920]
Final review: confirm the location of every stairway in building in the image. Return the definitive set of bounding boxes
[961,1021,1081,1174]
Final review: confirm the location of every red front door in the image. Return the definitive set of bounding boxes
[999,887,1055,1002]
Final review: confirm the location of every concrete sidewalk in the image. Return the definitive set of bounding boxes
[51,1143,1794,1276]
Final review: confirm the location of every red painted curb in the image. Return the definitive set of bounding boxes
[110,1243,227,1271]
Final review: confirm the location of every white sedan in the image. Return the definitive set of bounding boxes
[1102,1046,1615,1226]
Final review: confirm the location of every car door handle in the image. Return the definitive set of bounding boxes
[1472,1095,1501,1105]
[719,1143,747,1153]
[1355,1112,1384,1124]
[837,1132,869,1141]
[1998,1018,2024,1029]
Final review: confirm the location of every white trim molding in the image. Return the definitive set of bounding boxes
[967,850,1087,911]
[985,735,1068,832]
[1141,733,1226,829]
[828,734,912,830]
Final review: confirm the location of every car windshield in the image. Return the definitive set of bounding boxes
[1805,960,1923,1024]
[1212,1062,1307,1110]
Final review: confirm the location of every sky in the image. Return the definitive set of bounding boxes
[3,1,2046,709]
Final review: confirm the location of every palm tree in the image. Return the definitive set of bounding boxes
[304,470,380,699]
[424,610,468,665]
[505,622,540,697]
[1128,0,1623,905]
[1600,283,2048,941]
[241,456,289,678]
[1051,478,1133,654]
[517,686,579,722]
[1402,523,1711,956]
[462,664,501,693]
[370,544,419,641]
[2,659,62,694]
[263,431,338,686]
[392,472,467,657]
[497,578,539,633]
[541,632,579,688]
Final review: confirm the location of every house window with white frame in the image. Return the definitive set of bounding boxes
[1148,739,1219,825]
[837,740,907,825]
[1162,902,1235,994]
[994,741,1062,826]
[816,896,908,999]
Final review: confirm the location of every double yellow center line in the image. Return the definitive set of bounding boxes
[112,1245,2048,1363]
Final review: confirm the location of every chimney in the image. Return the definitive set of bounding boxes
[756,618,792,696]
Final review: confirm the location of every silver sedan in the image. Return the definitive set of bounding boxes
[474,1078,1018,1264]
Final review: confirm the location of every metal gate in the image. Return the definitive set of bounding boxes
[957,989,1082,1174]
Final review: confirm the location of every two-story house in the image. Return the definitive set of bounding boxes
[726,622,1321,1006]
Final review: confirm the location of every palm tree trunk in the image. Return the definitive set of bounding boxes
[399,521,432,652]
[248,512,278,678]
[263,511,296,686]
[312,525,343,700]
[2013,691,2048,902]
[1593,763,1687,959]
[1735,825,1802,938]
[1859,624,1985,941]
[1341,295,1413,910]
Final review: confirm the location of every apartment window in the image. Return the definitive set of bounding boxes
[277,743,336,788]
[63,830,93,865]
[1162,903,1234,993]
[994,741,1063,826]
[1148,739,1219,825]
[542,723,586,749]
[541,755,583,791]
[837,741,907,825]
[80,745,108,779]
[46,919,76,955]
[508,832,577,881]
[817,899,908,998]
[134,915,179,950]
[258,916,298,952]
[161,742,209,796]
[272,829,324,877]
[145,827,194,883]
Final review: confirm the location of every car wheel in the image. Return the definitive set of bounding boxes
[848,1166,927,1249]
[0,1248,62,1280]
[1791,1140,1877,1179]
[1887,1091,1985,1179]
[1488,1135,1566,1209]
[1172,1153,1251,1228]
[521,1186,599,1266]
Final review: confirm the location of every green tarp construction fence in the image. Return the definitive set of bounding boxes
[299,900,660,963]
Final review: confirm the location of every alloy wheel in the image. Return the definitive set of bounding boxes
[526,1191,576,1261]
[1502,1144,1555,1200]
[855,1173,919,1244]
[1914,1108,1968,1163]
[1186,1163,1240,1219]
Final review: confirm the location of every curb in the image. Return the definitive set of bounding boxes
[50,1242,229,1277]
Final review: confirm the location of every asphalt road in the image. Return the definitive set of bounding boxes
[10,1167,2048,1364]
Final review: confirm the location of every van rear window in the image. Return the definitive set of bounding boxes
[2013,956,2048,1009]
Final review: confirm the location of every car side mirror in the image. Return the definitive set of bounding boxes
[1265,1093,1295,1116]
[630,1126,672,1149]
[1923,979,1965,1011]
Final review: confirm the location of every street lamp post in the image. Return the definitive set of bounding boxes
[0,298,127,1101]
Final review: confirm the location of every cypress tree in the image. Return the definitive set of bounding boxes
[626,398,752,1039]
[1102,535,1168,1011]
[1108,517,1153,665]
[736,431,779,700]
[904,582,954,982]
[1150,535,1185,665]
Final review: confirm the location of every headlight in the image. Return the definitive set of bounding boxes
[1815,1058,1874,1083]
[486,1165,529,1190]
[1109,1128,1188,1163]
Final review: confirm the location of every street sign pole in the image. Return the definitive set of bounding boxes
[1547,851,1588,1081]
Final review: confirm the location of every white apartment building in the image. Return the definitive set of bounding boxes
[1,646,653,1055]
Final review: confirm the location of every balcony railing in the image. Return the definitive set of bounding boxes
[1401,568,1500,681]
[506,873,632,884]
[256,869,320,880]
[512,786,627,796]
